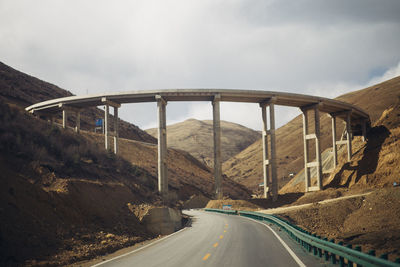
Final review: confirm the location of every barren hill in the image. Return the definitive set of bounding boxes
[0,61,156,143]
[0,62,250,265]
[223,76,400,192]
[146,119,260,167]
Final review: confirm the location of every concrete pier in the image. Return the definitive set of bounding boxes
[113,107,119,154]
[75,111,80,133]
[301,104,322,192]
[331,115,338,167]
[346,112,352,161]
[212,94,222,199]
[104,104,109,150]
[62,109,67,129]
[260,100,277,200]
[156,95,168,200]
[362,119,367,142]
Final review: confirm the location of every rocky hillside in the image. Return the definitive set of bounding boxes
[0,62,250,265]
[223,76,400,192]
[146,119,260,167]
[0,100,159,265]
[0,61,156,143]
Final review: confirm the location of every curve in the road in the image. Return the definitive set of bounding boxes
[91,210,327,267]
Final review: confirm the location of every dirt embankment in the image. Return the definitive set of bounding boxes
[279,188,400,261]
[0,101,163,266]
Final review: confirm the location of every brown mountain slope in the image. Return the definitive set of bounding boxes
[0,62,250,265]
[223,76,400,192]
[0,100,159,265]
[146,119,260,167]
[0,61,156,143]
[83,132,251,201]
[278,100,400,260]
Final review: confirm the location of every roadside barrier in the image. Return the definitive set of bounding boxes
[205,208,400,267]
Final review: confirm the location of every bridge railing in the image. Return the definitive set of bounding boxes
[205,209,400,267]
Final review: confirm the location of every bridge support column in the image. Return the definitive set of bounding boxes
[113,107,119,154]
[156,95,168,201]
[345,112,352,161]
[301,104,322,192]
[101,98,121,154]
[362,120,367,142]
[75,111,80,133]
[212,94,222,200]
[260,101,277,201]
[104,104,109,150]
[62,109,67,129]
[331,115,338,167]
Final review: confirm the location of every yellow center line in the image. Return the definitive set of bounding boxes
[203,253,211,260]
[219,235,224,239]
[213,242,219,247]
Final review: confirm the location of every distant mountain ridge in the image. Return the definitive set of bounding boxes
[146,118,260,167]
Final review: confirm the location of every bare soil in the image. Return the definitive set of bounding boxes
[224,76,400,192]
[279,188,400,261]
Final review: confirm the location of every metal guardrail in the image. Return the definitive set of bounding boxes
[205,209,400,267]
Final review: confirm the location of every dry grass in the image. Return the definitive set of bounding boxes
[224,76,400,192]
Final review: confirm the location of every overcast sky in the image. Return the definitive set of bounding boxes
[1,0,400,130]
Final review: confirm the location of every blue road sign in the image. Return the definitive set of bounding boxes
[95,118,103,127]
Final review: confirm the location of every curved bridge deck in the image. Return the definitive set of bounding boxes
[26,89,370,200]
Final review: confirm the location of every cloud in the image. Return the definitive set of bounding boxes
[0,0,399,130]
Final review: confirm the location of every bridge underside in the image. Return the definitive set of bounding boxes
[26,89,370,201]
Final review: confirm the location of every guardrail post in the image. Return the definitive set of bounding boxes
[380,253,388,260]
[338,241,345,267]
[324,238,330,261]
[354,246,361,267]
[346,244,353,266]
[212,94,223,199]
[156,95,168,201]
[330,239,337,264]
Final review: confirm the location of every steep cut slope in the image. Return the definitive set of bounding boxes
[0,61,156,143]
[146,119,260,167]
[223,76,400,192]
[0,100,158,265]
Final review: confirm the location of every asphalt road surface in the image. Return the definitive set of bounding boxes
[94,210,325,267]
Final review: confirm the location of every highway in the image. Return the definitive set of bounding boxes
[94,210,326,267]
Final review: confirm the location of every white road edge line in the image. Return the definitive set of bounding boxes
[92,227,188,266]
[242,216,307,267]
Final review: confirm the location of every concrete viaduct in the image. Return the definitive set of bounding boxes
[26,89,370,201]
